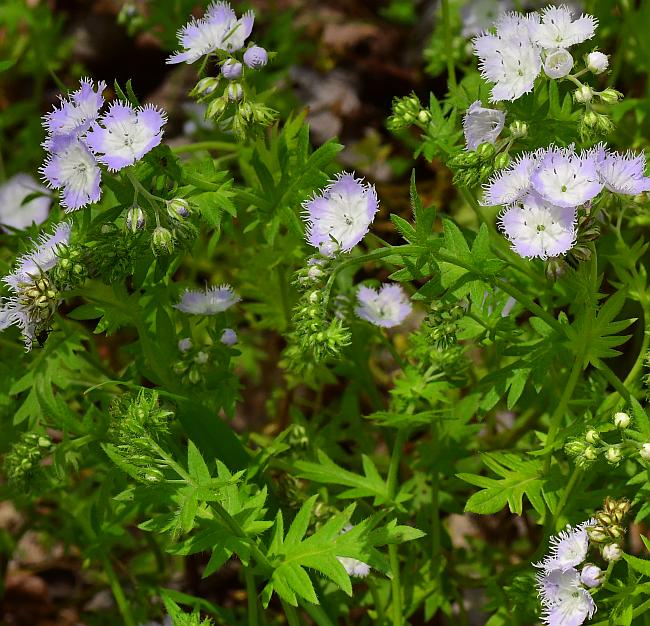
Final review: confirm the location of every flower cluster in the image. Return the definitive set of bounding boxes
[40,78,166,211]
[302,173,379,257]
[535,519,599,626]
[473,6,598,102]
[485,144,650,259]
[0,222,71,349]
[0,173,51,231]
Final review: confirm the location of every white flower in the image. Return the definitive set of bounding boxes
[462,101,506,150]
[531,145,603,208]
[536,568,597,626]
[499,192,576,259]
[337,556,370,578]
[473,13,542,102]
[613,411,630,429]
[0,173,51,231]
[355,283,412,328]
[532,5,598,50]
[586,51,608,74]
[302,173,379,257]
[544,48,574,79]
[174,285,240,315]
[535,519,595,572]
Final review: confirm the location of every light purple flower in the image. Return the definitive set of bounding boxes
[462,101,506,151]
[167,1,254,65]
[531,146,603,208]
[536,568,596,626]
[243,45,268,69]
[473,13,542,102]
[0,173,51,231]
[499,192,576,259]
[532,5,597,50]
[174,285,240,315]
[221,59,243,80]
[220,328,238,345]
[302,173,379,257]
[543,48,574,79]
[85,102,166,172]
[595,147,650,195]
[40,135,102,211]
[535,519,595,573]
[0,295,38,350]
[43,77,106,139]
[482,151,541,207]
[355,283,412,328]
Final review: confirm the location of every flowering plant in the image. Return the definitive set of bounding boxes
[3,2,650,626]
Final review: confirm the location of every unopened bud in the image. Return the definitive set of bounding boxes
[583,445,597,461]
[613,411,630,429]
[151,226,174,255]
[574,85,593,103]
[126,206,146,232]
[640,443,650,460]
[508,120,527,139]
[605,446,622,464]
[602,543,622,562]
[417,110,431,123]
[221,59,243,80]
[582,110,600,128]
[586,51,609,74]
[206,96,228,119]
[166,197,190,220]
[193,76,219,95]
[493,152,511,169]
[598,88,623,104]
[588,527,608,543]
[220,328,238,346]
[585,429,600,444]
[227,83,243,102]
[580,564,602,588]
[243,45,268,69]
[476,142,495,159]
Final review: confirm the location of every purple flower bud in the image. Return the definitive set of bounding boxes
[243,45,268,69]
[220,328,238,345]
[222,59,243,80]
[580,564,602,588]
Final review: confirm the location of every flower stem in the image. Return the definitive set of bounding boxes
[171,141,238,154]
[101,554,136,626]
[244,567,259,626]
[281,601,302,626]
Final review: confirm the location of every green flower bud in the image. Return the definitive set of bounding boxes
[206,96,228,119]
[640,443,650,461]
[583,445,598,461]
[565,439,587,456]
[493,152,511,170]
[192,77,219,96]
[476,142,495,160]
[151,226,174,255]
[585,429,600,444]
[582,110,600,128]
[605,446,622,464]
[227,83,243,102]
[602,543,622,562]
[508,120,527,139]
[613,411,630,429]
[417,109,431,123]
[126,206,146,232]
[574,85,593,103]
[588,527,608,543]
[166,198,190,220]
[598,88,623,104]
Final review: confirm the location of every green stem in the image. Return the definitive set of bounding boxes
[300,601,336,626]
[430,423,441,560]
[101,555,136,626]
[281,601,302,626]
[380,330,408,371]
[441,0,457,89]
[171,141,238,154]
[552,467,582,529]
[368,578,387,624]
[244,567,259,626]
[597,361,630,403]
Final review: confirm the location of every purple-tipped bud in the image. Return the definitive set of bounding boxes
[167,197,190,220]
[222,59,243,80]
[243,45,268,69]
[126,206,146,232]
[228,83,243,102]
[220,328,238,345]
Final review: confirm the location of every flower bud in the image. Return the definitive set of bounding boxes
[493,152,511,169]
[243,45,268,69]
[206,96,228,119]
[574,85,593,103]
[640,443,650,460]
[588,527,608,543]
[598,88,623,104]
[167,197,191,220]
[580,564,602,588]
[583,445,597,461]
[509,120,527,139]
[585,429,600,444]
[613,411,630,429]
[586,51,609,74]
[582,110,600,128]
[151,226,174,255]
[126,207,146,233]
[193,77,220,95]
[188,367,201,384]
[476,142,495,159]
[543,48,574,79]
[220,328,238,346]
[307,265,323,281]
[609,524,625,539]
[178,337,193,353]
[602,543,622,562]
[221,59,243,80]
[195,351,209,365]
[605,446,622,464]
[565,439,587,456]
[417,109,431,123]
[227,83,243,102]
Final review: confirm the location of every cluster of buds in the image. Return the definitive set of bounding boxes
[387,93,431,131]
[587,497,630,562]
[424,300,465,350]
[447,142,511,188]
[108,390,174,483]
[16,273,59,339]
[190,46,276,138]
[173,338,213,386]
[3,431,52,490]
[50,243,87,288]
[565,211,601,264]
